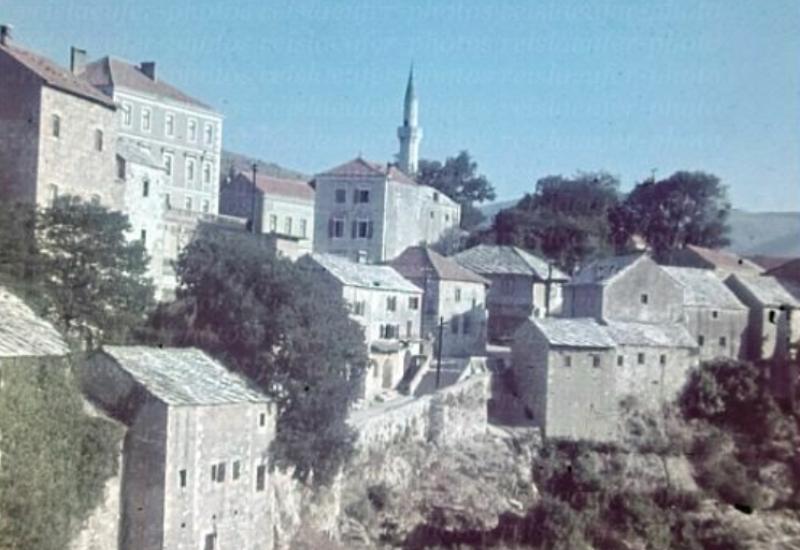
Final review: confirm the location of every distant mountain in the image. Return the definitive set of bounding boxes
[221,150,309,181]
[479,201,800,258]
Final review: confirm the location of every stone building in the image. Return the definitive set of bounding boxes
[512,317,698,441]
[390,246,489,357]
[81,55,223,217]
[725,274,800,361]
[662,244,763,279]
[219,171,315,260]
[312,157,460,263]
[0,32,120,208]
[662,266,749,361]
[299,253,423,401]
[80,346,275,550]
[451,245,568,342]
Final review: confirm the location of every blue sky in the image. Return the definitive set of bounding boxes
[3,1,799,211]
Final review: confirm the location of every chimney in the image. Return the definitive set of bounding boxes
[0,24,12,46]
[140,61,156,80]
[70,46,87,74]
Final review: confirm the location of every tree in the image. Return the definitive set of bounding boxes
[619,171,731,257]
[147,229,367,486]
[417,151,496,229]
[0,197,155,347]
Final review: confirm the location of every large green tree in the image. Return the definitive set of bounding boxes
[147,229,367,486]
[417,151,496,229]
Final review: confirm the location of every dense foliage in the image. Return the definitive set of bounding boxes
[0,197,155,347]
[417,151,496,229]
[0,359,123,550]
[146,229,368,486]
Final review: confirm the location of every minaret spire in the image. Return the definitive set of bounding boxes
[397,64,422,175]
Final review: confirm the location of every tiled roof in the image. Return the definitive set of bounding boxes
[116,138,163,169]
[390,246,489,285]
[304,253,421,293]
[663,266,746,310]
[569,254,645,285]
[0,287,68,358]
[728,275,800,307]
[452,245,567,280]
[751,255,798,272]
[231,172,314,202]
[766,258,800,282]
[100,346,268,406]
[81,57,215,112]
[685,245,763,274]
[604,320,697,349]
[316,157,418,186]
[1,43,115,108]
[530,318,616,348]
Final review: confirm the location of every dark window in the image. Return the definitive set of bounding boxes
[719,336,727,347]
[142,179,149,197]
[408,297,419,310]
[216,462,225,483]
[233,461,241,480]
[335,189,346,203]
[259,412,266,427]
[617,355,624,366]
[768,310,777,324]
[386,296,397,312]
[355,220,371,239]
[256,465,266,491]
[355,189,370,203]
[140,229,146,244]
[712,310,719,319]
[698,335,705,346]
[94,129,103,151]
[451,316,459,334]
[640,294,649,304]
[433,192,439,202]
[353,301,366,316]
[51,114,61,138]
[116,156,126,179]
[179,469,187,488]
[592,355,601,368]
[564,355,572,367]
[330,219,344,238]
[637,353,645,365]
[463,315,472,334]
[406,320,413,338]
[659,354,667,365]
[211,464,217,481]
[455,288,462,302]
[204,533,215,550]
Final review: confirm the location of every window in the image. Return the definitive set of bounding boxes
[637,353,645,365]
[116,156,126,179]
[121,102,132,127]
[563,355,572,367]
[335,189,346,203]
[617,355,624,367]
[406,320,413,337]
[51,114,61,138]
[719,336,727,347]
[354,189,370,203]
[94,129,103,151]
[164,193,171,209]
[216,462,226,482]
[463,314,472,334]
[188,118,197,141]
[451,316,459,334]
[380,324,400,339]
[353,220,372,239]
[698,335,705,346]
[433,192,439,202]
[712,310,719,319]
[640,293,649,305]
[454,288,462,302]
[331,218,345,238]
[768,310,777,324]
[408,297,419,310]
[204,123,213,145]
[211,464,217,481]
[203,162,212,185]
[179,469,187,488]
[232,460,241,480]
[141,107,151,132]
[386,296,397,312]
[259,412,266,427]
[204,533,215,550]
[163,152,173,177]
[285,216,293,235]
[165,113,175,137]
[300,219,307,238]
[47,184,58,206]
[269,215,278,232]
[186,158,196,183]
[142,179,150,197]
[256,465,266,491]
[184,196,192,211]
[353,301,366,316]
[202,199,210,213]
[659,354,667,365]
[592,355,601,368]
[140,229,147,244]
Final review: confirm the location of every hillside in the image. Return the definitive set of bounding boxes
[220,150,309,181]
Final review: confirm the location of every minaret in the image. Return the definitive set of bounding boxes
[397,66,422,175]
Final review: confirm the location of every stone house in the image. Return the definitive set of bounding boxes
[663,266,749,361]
[662,244,763,279]
[564,254,685,324]
[81,55,223,217]
[390,246,489,357]
[80,346,275,550]
[219,171,315,260]
[512,317,698,441]
[298,253,423,401]
[451,245,568,342]
[0,33,120,208]
[312,157,460,263]
[725,274,800,361]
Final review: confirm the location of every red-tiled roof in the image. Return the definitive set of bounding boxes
[232,172,314,201]
[390,246,489,285]
[81,57,215,112]
[316,157,417,185]
[1,43,115,108]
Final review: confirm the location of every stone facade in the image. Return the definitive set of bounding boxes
[312,158,460,263]
[0,42,120,208]
[80,346,276,550]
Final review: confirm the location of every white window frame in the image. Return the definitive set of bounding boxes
[121,102,133,127]
[202,161,212,185]
[186,157,196,183]
[163,152,174,178]
[356,219,370,239]
[141,107,152,133]
[332,218,345,238]
[165,112,175,138]
[188,118,197,142]
[204,122,213,146]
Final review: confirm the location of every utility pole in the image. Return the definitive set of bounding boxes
[435,316,444,389]
[250,162,258,234]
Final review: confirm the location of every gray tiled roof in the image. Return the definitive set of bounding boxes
[604,321,697,349]
[531,318,616,348]
[452,245,567,280]
[729,275,800,307]
[306,253,421,293]
[116,138,163,169]
[569,254,645,285]
[663,266,746,310]
[100,346,268,406]
[390,246,489,285]
[0,287,68,358]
